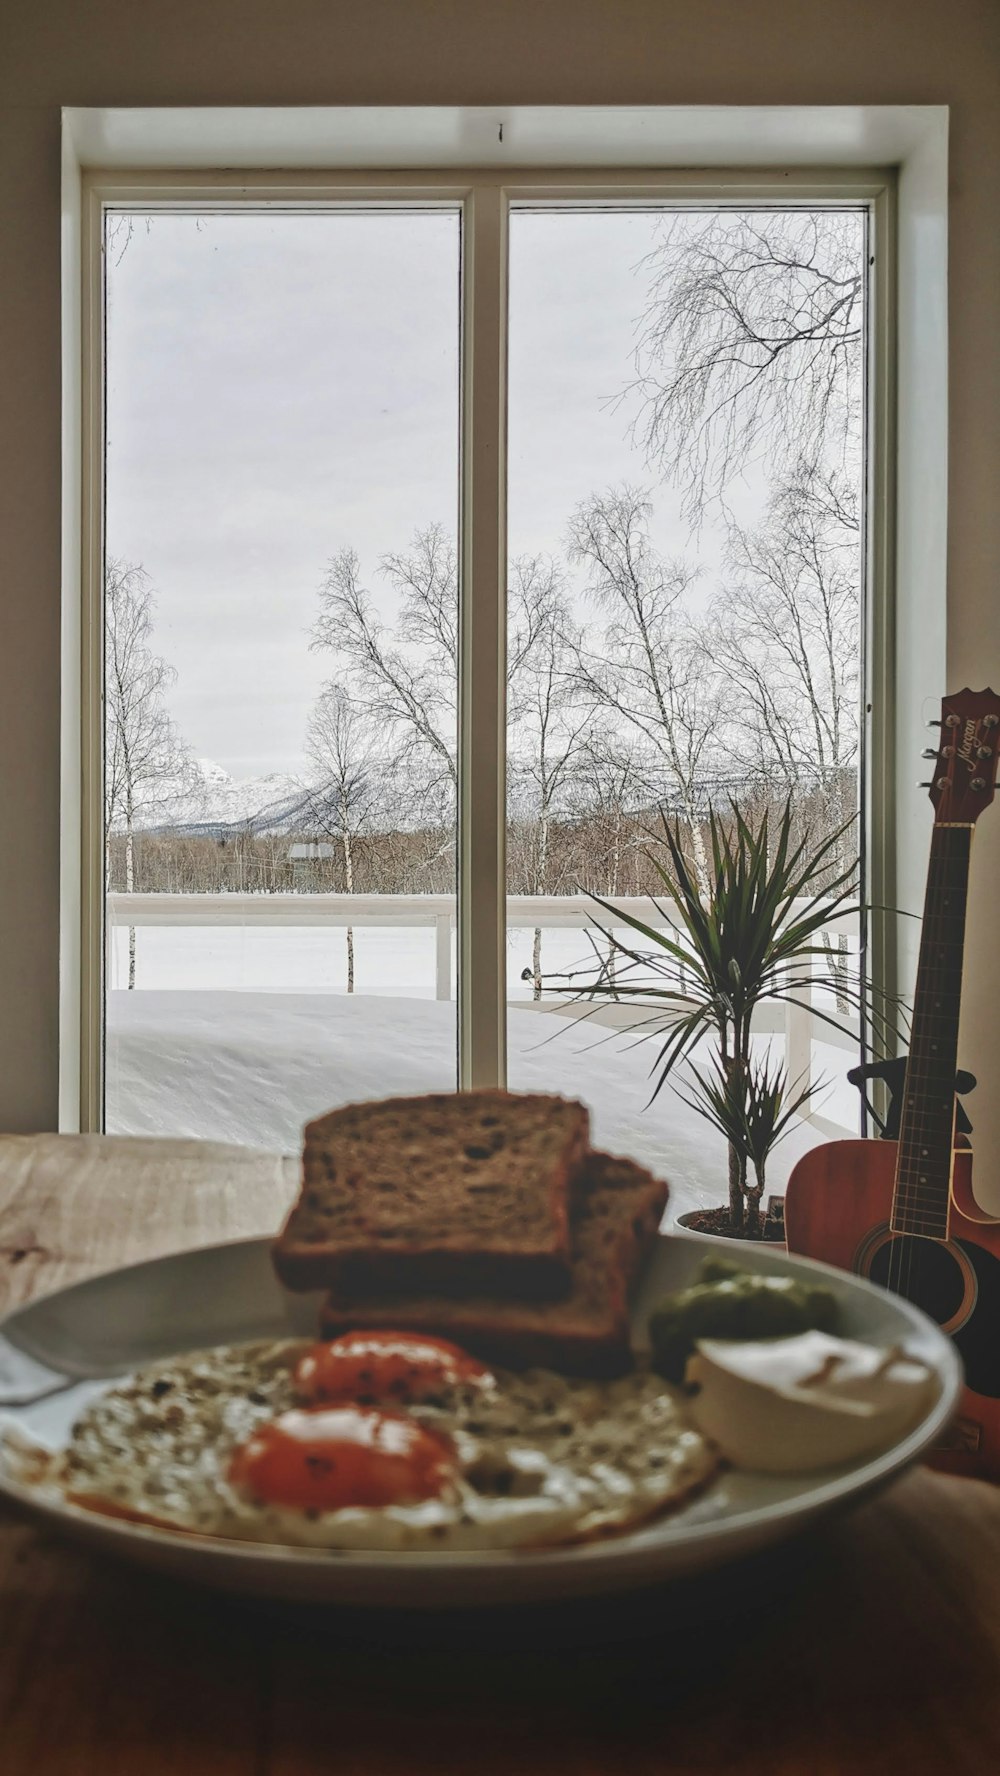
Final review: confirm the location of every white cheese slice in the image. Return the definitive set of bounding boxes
[686,1330,938,1473]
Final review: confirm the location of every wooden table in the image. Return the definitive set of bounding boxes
[2,1134,1000,1775]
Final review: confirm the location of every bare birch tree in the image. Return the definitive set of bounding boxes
[303,689,389,993]
[629,210,865,521]
[312,527,569,874]
[712,465,860,816]
[506,558,590,996]
[105,559,199,988]
[712,465,861,1004]
[566,487,720,887]
[568,729,651,899]
[311,534,458,825]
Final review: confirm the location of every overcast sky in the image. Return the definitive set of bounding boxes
[106,209,762,781]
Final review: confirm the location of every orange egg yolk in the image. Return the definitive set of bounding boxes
[228,1406,457,1511]
[294,1331,493,1406]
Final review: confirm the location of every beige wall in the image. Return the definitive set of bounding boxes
[1,3,998,1165]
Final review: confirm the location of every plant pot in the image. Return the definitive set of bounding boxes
[674,1207,786,1252]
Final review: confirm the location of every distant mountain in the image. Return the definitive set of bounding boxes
[139,757,433,840]
[149,759,314,838]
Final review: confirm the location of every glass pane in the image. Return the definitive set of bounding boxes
[104,209,461,1144]
[506,207,867,1208]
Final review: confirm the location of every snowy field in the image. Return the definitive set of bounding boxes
[108,923,630,1002]
[105,990,848,1224]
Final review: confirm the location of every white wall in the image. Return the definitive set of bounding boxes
[1,1,999,1185]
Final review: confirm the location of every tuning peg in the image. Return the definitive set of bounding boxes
[921,748,939,759]
[926,719,942,728]
[918,780,933,789]
[971,777,987,791]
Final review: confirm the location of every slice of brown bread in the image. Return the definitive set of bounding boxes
[318,1151,668,1377]
[272,1090,589,1297]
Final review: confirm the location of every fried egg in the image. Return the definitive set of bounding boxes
[27,1332,717,1552]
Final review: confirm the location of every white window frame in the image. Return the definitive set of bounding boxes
[62,107,948,1134]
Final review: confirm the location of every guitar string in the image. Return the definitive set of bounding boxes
[899,832,951,1301]
[894,827,970,1305]
[898,827,973,1307]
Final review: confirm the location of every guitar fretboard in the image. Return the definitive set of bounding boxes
[891,824,972,1239]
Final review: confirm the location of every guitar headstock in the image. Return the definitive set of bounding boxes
[925,688,1000,823]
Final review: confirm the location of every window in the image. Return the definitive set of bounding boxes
[101,205,462,1141]
[83,170,889,1173]
[504,204,871,1155]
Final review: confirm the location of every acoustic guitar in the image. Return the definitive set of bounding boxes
[784,687,1000,1479]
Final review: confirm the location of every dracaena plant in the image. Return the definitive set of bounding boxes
[677,1049,825,1236]
[572,799,895,1237]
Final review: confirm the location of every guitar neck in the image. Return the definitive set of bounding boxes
[891,823,973,1238]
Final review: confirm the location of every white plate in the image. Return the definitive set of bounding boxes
[0,1235,961,1607]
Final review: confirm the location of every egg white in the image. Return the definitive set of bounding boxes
[25,1339,717,1552]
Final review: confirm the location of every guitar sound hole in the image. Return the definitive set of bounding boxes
[867,1236,966,1326]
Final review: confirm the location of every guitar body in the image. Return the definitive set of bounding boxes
[785,1140,1000,1480]
[782,691,1000,1478]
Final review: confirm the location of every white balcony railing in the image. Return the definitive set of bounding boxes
[106,892,860,1137]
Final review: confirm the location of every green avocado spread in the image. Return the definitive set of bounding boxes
[649,1257,839,1382]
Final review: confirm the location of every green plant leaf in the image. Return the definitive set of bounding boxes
[548,795,903,1208]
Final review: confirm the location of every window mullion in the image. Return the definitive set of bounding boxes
[459,182,508,1088]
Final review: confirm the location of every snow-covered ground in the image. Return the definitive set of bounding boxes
[109,923,625,1002]
[105,990,842,1222]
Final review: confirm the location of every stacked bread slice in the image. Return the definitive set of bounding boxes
[273,1089,668,1376]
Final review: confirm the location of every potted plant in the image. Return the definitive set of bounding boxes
[569,799,890,1242]
[675,1048,824,1242]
